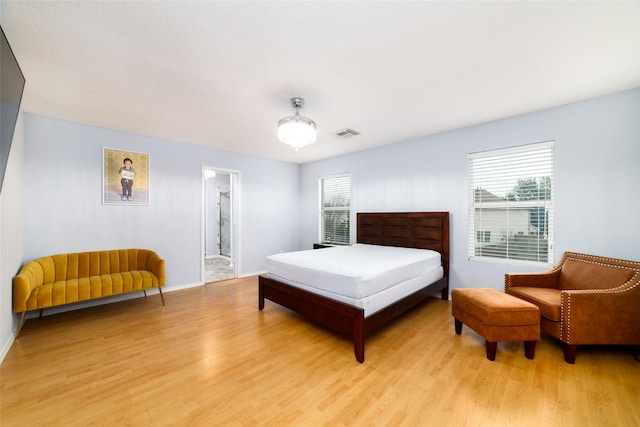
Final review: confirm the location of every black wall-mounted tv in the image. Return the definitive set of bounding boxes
[0,25,26,194]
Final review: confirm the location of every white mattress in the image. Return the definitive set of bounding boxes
[266,243,442,300]
[268,267,444,317]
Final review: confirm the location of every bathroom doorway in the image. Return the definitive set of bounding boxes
[203,167,240,283]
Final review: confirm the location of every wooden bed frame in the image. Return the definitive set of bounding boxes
[258,211,450,363]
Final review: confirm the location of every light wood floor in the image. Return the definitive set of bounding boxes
[2,276,639,426]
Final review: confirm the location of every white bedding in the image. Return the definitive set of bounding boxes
[269,267,443,317]
[266,244,443,315]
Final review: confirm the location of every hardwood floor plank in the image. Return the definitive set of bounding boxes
[2,276,639,426]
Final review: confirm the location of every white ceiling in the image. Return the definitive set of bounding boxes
[1,1,639,164]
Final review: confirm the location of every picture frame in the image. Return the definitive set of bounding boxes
[102,147,150,205]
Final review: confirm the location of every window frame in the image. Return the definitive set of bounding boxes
[319,173,351,245]
[468,141,554,266]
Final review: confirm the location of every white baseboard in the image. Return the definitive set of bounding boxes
[24,292,151,319]
[162,282,203,292]
[30,282,205,318]
[239,270,266,278]
[0,281,205,366]
[0,334,15,365]
[23,282,205,321]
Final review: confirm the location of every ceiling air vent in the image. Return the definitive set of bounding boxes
[333,128,360,138]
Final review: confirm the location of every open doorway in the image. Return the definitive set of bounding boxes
[203,167,240,283]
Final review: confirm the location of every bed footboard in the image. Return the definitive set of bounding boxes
[259,275,366,362]
[259,274,448,362]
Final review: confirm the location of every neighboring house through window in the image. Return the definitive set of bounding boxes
[468,141,554,265]
[320,174,350,244]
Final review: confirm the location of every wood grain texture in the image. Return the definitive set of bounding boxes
[2,276,639,426]
[357,211,450,276]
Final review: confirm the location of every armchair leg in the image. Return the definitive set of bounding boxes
[485,341,497,361]
[563,344,577,364]
[158,286,165,306]
[633,346,640,362]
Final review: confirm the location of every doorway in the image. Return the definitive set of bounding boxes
[203,167,240,283]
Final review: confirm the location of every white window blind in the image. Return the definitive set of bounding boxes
[468,141,554,265]
[320,174,350,244]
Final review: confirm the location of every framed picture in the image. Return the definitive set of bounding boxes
[102,147,150,205]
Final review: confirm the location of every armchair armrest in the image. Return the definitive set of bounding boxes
[13,262,45,313]
[505,268,562,291]
[561,285,640,344]
[148,252,165,287]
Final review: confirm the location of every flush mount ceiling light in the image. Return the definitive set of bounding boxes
[277,97,317,151]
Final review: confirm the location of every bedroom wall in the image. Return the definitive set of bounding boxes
[22,114,301,287]
[0,112,24,361]
[300,88,640,293]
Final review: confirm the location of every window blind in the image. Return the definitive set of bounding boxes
[320,174,350,244]
[468,141,554,265]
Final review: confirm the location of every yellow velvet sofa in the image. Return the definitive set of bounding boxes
[13,248,165,337]
[505,251,640,363]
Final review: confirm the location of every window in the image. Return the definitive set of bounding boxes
[320,174,350,244]
[476,231,491,243]
[468,141,554,265]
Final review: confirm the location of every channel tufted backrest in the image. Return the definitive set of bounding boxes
[12,249,165,329]
[34,249,156,283]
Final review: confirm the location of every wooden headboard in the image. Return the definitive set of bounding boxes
[357,212,450,276]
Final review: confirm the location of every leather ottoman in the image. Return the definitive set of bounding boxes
[452,288,540,361]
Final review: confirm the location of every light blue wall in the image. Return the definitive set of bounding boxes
[22,114,301,287]
[300,88,640,293]
[0,111,24,361]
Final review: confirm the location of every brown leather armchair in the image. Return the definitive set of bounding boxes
[505,252,640,363]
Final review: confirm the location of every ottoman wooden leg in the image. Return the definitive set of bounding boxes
[454,318,463,335]
[485,341,497,361]
[524,340,536,359]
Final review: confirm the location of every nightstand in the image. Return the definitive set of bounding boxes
[313,243,337,249]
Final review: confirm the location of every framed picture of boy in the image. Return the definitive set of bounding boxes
[102,148,150,205]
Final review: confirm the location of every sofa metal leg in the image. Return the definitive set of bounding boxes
[563,344,577,364]
[15,312,26,338]
[158,287,165,306]
[143,289,147,299]
[39,309,44,320]
[485,341,497,361]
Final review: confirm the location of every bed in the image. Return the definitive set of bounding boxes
[258,212,450,363]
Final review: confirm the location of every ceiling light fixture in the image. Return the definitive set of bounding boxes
[277,97,317,151]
